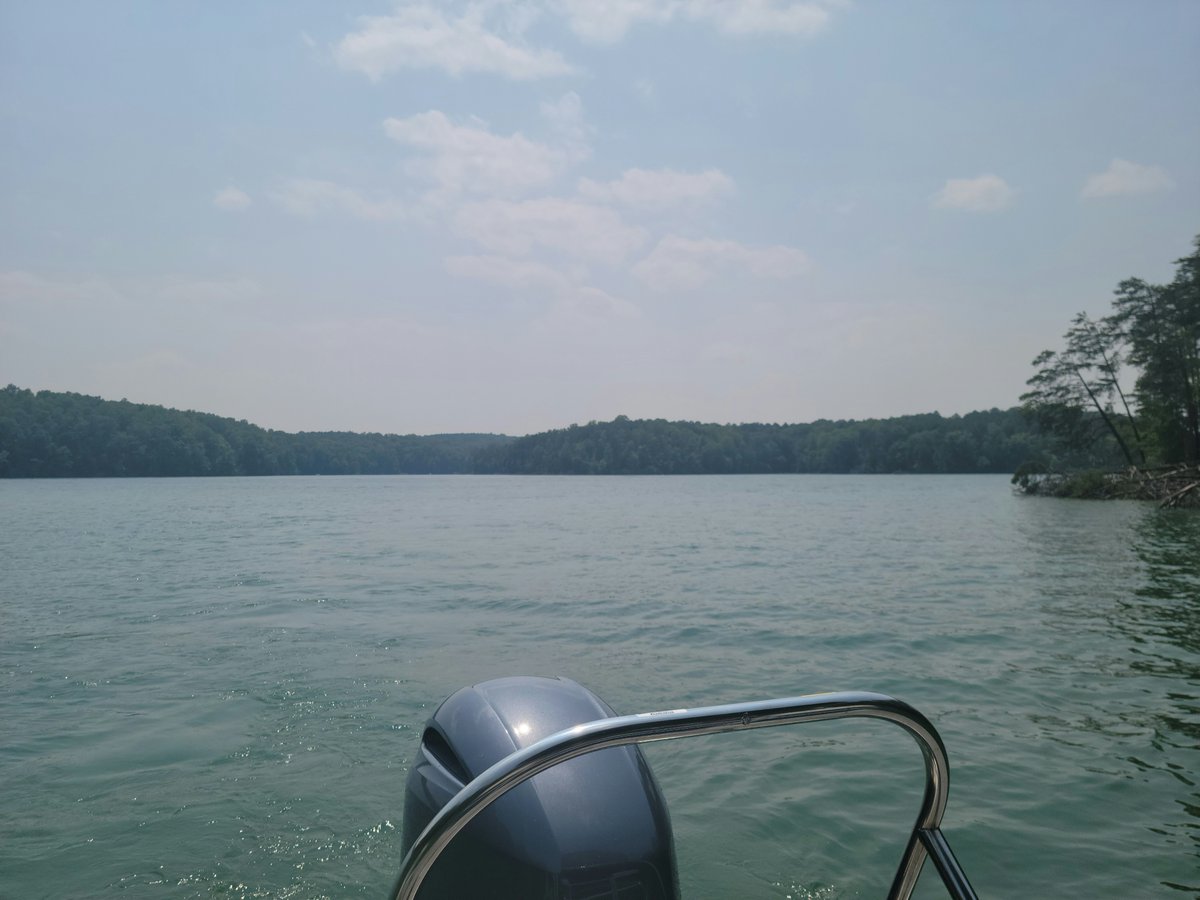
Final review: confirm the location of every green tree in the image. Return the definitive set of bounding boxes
[1021,332,1141,468]
[1109,240,1200,463]
[1024,234,1200,468]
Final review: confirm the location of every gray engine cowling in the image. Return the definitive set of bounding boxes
[398,675,680,899]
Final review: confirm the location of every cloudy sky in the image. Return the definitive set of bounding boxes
[1,2,1197,435]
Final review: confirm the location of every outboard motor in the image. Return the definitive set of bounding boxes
[400,676,680,899]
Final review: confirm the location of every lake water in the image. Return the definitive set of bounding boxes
[1,475,1197,898]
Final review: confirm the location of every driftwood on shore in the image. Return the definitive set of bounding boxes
[1144,466,1200,508]
[1014,464,1200,508]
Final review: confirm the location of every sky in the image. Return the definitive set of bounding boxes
[1,1,1197,436]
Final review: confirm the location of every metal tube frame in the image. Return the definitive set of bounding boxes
[390,690,978,900]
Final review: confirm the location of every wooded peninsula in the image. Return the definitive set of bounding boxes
[1016,234,1198,505]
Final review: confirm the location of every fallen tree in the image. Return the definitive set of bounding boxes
[1013,463,1200,508]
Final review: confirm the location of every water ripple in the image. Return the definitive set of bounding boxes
[0,475,1196,897]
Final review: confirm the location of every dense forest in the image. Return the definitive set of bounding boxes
[0,386,509,477]
[471,410,1111,475]
[1018,234,1199,504]
[1,385,1108,478]
[1022,235,1199,468]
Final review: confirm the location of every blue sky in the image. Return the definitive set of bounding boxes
[1,1,1197,435]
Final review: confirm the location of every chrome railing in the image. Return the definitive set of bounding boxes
[390,690,978,900]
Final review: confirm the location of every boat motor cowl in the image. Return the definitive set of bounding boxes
[400,675,680,899]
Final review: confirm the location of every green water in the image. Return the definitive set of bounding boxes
[1,475,1196,897]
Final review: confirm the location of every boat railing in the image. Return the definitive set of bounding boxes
[390,690,979,900]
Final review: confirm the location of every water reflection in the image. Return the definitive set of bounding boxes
[1131,512,1200,892]
[1122,511,1200,876]
[1044,505,1200,892]
[1011,498,1200,894]
[1125,511,1200,664]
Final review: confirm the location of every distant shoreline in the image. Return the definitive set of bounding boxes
[3,385,1100,478]
[3,470,1020,479]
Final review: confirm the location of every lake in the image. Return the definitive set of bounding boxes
[1,475,1197,898]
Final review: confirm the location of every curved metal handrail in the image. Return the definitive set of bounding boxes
[390,690,978,900]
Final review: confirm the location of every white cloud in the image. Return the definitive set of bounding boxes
[271,178,406,220]
[539,92,590,165]
[278,95,592,228]
[447,255,639,320]
[931,174,1013,212]
[554,0,673,42]
[453,197,649,264]
[384,110,571,198]
[213,186,251,211]
[445,254,575,292]
[633,235,809,290]
[554,0,838,42]
[695,0,837,36]
[279,95,591,223]
[1082,158,1174,198]
[334,4,573,81]
[333,2,842,82]
[553,285,641,320]
[578,167,734,211]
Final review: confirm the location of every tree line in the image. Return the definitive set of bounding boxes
[0,386,508,477]
[1022,235,1199,468]
[471,410,1104,475]
[1,385,1100,478]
